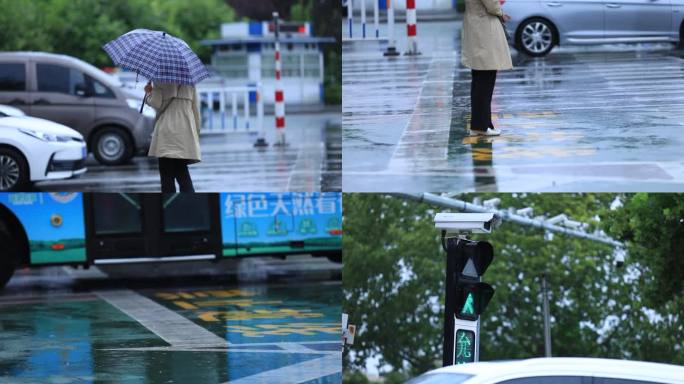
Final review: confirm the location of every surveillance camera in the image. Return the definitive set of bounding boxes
[434,212,502,234]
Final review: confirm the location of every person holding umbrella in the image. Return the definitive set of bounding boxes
[143,79,201,192]
[103,29,210,192]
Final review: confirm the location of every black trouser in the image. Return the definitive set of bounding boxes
[470,69,498,131]
[158,157,194,193]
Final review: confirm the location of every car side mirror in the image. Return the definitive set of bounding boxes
[74,83,90,97]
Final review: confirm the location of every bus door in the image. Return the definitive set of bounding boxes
[84,193,222,263]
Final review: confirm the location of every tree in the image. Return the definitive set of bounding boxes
[0,0,235,67]
[311,0,341,105]
[343,193,684,381]
[604,193,684,363]
[225,0,300,20]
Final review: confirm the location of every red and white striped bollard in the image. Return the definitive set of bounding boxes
[273,12,286,146]
[405,0,420,55]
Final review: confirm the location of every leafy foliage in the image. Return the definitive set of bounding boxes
[343,193,684,381]
[0,0,340,104]
[0,0,235,67]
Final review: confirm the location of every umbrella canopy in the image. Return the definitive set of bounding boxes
[103,29,210,85]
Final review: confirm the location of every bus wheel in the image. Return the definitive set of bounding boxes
[0,259,13,289]
[0,219,16,289]
[326,254,342,263]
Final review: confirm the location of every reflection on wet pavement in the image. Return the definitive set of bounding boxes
[343,20,684,192]
[0,278,341,383]
[33,112,341,192]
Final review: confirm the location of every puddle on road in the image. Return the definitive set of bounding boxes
[0,283,342,383]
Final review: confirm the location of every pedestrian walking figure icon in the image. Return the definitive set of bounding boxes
[461,292,475,317]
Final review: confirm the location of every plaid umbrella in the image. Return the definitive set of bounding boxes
[104,29,210,85]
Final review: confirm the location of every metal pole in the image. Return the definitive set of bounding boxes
[347,0,353,38]
[542,274,552,357]
[442,236,458,366]
[374,0,380,38]
[400,193,623,247]
[254,84,268,145]
[384,0,399,56]
[361,0,367,39]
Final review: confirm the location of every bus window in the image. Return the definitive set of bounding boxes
[162,194,211,233]
[92,194,142,235]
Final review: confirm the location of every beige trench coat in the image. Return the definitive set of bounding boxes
[462,0,513,71]
[145,83,201,163]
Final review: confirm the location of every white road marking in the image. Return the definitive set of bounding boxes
[222,354,341,384]
[95,289,229,348]
[102,346,338,355]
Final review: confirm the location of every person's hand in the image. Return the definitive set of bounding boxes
[502,13,511,22]
[144,82,152,94]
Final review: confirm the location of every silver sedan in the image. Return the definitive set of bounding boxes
[503,0,684,56]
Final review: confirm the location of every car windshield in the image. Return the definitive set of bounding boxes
[406,373,474,384]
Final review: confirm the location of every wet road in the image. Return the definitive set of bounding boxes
[0,258,341,383]
[343,20,684,192]
[34,112,341,192]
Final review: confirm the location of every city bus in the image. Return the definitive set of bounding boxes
[0,192,342,288]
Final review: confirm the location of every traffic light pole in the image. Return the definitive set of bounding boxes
[405,193,623,248]
[542,274,552,357]
[442,233,491,366]
[442,236,459,366]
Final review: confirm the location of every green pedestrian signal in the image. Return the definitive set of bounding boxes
[455,330,475,365]
[461,292,475,317]
[454,282,494,321]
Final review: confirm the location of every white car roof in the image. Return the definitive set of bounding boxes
[424,358,684,384]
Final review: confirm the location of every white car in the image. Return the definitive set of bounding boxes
[407,358,684,384]
[0,105,87,190]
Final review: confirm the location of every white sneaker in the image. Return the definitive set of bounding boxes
[471,128,501,136]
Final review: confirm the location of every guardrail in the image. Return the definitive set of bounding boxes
[197,84,264,137]
[343,0,421,56]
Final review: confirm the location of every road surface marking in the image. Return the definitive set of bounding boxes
[222,354,340,384]
[96,289,229,348]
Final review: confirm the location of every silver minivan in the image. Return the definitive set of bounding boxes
[0,52,154,165]
[504,0,684,56]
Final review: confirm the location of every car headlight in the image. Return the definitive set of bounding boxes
[127,98,156,119]
[19,128,72,142]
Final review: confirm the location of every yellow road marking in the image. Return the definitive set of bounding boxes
[226,323,340,337]
[156,289,257,301]
[192,299,283,308]
[199,309,324,322]
[173,301,198,310]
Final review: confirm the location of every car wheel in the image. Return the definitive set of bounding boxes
[0,148,29,191]
[516,18,556,57]
[92,126,133,165]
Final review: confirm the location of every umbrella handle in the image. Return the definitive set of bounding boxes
[140,93,147,114]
